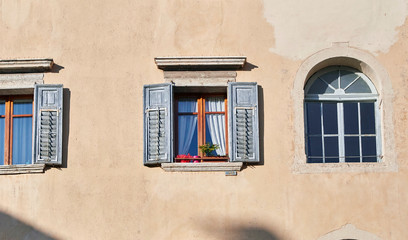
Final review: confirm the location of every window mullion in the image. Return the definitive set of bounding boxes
[358,102,362,162]
[320,103,325,163]
[338,102,345,163]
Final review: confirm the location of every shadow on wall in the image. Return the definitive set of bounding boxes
[226,226,281,240]
[0,211,56,239]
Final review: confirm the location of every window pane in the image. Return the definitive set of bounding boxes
[307,157,323,163]
[362,136,376,157]
[305,102,321,135]
[205,97,225,112]
[12,116,32,164]
[307,136,322,157]
[324,136,339,163]
[178,98,197,113]
[344,102,359,134]
[307,79,334,94]
[205,114,226,156]
[0,102,5,115]
[360,102,375,134]
[345,136,360,162]
[177,115,198,156]
[320,71,339,89]
[340,70,359,89]
[0,117,4,165]
[323,103,337,134]
[13,100,32,115]
[345,78,372,93]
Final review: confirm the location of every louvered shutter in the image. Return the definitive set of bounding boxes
[33,84,63,165]
[228,82,259,162]
[143,83,173,165]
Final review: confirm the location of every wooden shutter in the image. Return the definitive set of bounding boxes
[143,83,173,165]
[228,82,259,162]
[33,84,63,165]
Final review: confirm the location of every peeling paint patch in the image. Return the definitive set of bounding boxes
[263,0,408,59]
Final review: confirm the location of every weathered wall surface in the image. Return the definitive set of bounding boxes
[0,0,407,239]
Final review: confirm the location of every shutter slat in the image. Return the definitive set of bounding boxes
[228,82,259,163]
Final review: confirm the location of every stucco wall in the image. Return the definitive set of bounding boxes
[0,0,407,239]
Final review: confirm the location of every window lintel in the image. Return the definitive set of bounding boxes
[155,56,246,71]
[0,59,54,73]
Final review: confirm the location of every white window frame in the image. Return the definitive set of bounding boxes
[304,66,382,163]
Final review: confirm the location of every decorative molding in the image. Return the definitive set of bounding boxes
[161,162,243,172]
[155,56,246,70]
[164,71,236,86]
[0,164,45,175]
[0,59,54,73]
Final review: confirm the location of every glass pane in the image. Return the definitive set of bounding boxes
[12,116,32,164]
[178,98,197,113]
[307,157,323,163]
[177,115,198,156]
[345,78,372,93]
[205,97,225,112]
[0,117,4,165]
[13,100,33,115]
[340,70,359,89]
[307,78,334,94]
[0,101,5,115]
[324,136,339,163]
[305,102,321,135]
[323,103,337,134]
[320,71,339,89]
[307,136,322,157]
[362,136,376,157]
[345,136,360,162]
[344,102,359,134]
[205,114,226,156]
[363,157,377,162]
[360,102,375,134]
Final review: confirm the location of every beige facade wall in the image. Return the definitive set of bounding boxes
[0,0,407,239]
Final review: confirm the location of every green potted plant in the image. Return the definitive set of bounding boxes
[199,143,220,157]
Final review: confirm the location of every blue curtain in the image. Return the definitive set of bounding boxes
[12,101,32,165]
[178,99,198,155]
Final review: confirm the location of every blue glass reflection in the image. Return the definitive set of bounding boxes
[308,136,322,157]
[13,101,32,115]
[344,102,359,134]
[306,102,321,135]
[360,102,375,134]
[345,136,360,162]
[12,117,32,164]
[323,103,337,134]
[0,102,5,115]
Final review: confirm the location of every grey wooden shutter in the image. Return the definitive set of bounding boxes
[228,82,259,162]
[33,84,63,165]
[143,83,173,165]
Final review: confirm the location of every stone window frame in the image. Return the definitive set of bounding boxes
[292,44,397,173]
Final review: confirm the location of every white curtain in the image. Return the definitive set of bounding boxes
[206,97,226,156]
[178,100,197,155]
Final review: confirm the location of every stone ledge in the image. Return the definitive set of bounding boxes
[292,161,398,174]
[0,164,45,175]
[0,59,53,73]
[155,56,246,70]
[161,162,243,172]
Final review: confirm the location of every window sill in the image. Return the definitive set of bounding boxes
[0,164,45,175]
[292,161,398,174]
[161,162,243,172]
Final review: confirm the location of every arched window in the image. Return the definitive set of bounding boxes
[304,66,381,163]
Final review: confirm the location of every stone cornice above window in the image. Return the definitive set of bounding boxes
[0,59,54,73]
[155,56,246,71]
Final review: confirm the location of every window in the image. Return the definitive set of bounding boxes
[0,96,33,165]
[143,82,259,166]
[175,94,228,162]
[0,59,64,173]
[304,66,381,163]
